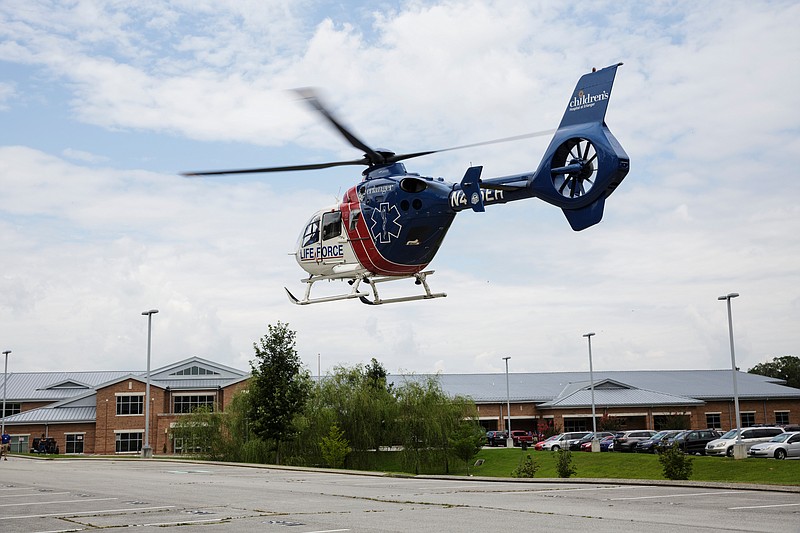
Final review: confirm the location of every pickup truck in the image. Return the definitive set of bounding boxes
[510,430,535,447]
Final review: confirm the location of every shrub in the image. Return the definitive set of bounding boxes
[512,454,540,478]
[555,449,577,478]
[658,443,693,480]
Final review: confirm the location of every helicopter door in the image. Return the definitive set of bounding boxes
[319,210,345,265]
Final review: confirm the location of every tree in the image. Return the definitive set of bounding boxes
[320,424,352,468]
[247,322,312,463]
[170,406,224,460]
[748,356,800,389]
[448,411,485,474]
[394,376,478,474]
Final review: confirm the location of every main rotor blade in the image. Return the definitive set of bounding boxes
[389,129,557,164]
[294,88,385,165]
[182,157,369,176]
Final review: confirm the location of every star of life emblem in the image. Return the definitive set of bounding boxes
[369,202,402,244]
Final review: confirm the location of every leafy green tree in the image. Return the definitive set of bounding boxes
[448,411,485,473]
[247,322,312,463]
[748,356,800,389]
[320,424,352,468]
[394,376,477,474]
[170,406,224,459]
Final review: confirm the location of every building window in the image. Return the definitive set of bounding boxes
[65,434,84,454]
[170,366,219,376]
[563,418,588,432]
[740,412,756,427]
[116,395,144,415]
[115,432,142,453]
[2,403,21,418]
[706,413,721,429]
[173,395,216,414]
[10,435,29,453]
[775,411,790,425]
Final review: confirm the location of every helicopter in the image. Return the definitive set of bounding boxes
[184,63,629,305]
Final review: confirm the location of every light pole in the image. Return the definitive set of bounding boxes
[2,350,10,438]
[141,309,158,458]
[718,293,744,459]
[503,356,512,447]
[583,333,598,451]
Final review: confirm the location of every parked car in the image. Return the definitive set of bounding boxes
[634,430,685,453]
[572,431,614,451]
[539,432,591,451]
[486,431,508,447]
[669,429,722,455]
[747,431,800,460]
[534,435,558,451]
[612,430,656,452]
[510,430,535,447]
[705,427,785,457]
[599,435,616,452]
[581,434,615,452]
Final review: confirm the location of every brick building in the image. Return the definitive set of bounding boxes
[428,370,800,434]
[2,360,799,454]
[1,357,249,454]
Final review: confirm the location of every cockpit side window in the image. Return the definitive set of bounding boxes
[321,211,342,241]
[302,216,320,247]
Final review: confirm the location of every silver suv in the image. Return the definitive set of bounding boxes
[705,427,784,457]
[613,430,657,452]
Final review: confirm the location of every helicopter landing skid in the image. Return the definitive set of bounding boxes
[359,271,446,305]
[285,276,371,305]
[284,271,446,306]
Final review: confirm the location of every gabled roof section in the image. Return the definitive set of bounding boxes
[540,384,704,408]
[151,356,248,381]
[39,379,92,390]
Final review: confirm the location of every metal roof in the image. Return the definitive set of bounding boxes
[3,406,96,424]
[393,370,800,404]
[539,387,705,408]
[2,357,250,402]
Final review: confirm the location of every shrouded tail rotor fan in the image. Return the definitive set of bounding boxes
[550,138,598,199]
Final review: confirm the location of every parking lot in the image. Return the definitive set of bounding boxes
[1,457,798,532]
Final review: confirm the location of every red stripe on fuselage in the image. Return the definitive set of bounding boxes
[342,186,426,276]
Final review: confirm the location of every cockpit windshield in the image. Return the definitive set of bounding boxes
[298,214,320,249]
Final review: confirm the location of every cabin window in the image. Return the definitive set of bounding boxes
[321,211,342,241]
[302,216,320,247]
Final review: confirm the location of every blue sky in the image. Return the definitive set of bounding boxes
[1,1,799,376]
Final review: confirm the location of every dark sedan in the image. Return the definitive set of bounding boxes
[634,430,685,453]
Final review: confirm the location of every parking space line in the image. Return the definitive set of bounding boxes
[0,497,117,507]
[0,505,175,520]
[610,491,739,501]
[1,491,71,499]
[728,503,800,510]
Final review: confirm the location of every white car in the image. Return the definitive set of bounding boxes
[747,431,800,460]
[705,427,784,457]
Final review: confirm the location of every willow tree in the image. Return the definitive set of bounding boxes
[394,375,478,474]
[247,321,312,464]
[293,359,397,468]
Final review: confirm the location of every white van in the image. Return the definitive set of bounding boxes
[705,427,784,457]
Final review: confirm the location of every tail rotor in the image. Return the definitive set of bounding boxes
[551,137,598,199]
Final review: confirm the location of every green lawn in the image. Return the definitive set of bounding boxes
[342,448,800,486]
[462,448,800,485]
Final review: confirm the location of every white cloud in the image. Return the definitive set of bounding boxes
[0,1,798,376]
